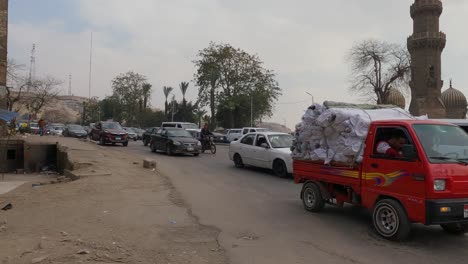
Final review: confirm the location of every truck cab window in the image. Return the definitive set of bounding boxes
[374,127,412,159]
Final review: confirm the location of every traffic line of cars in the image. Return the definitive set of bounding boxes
[140,122,295,178]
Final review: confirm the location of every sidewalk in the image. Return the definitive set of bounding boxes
[0,136,227,264]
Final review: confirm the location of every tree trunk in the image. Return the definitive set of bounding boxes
[229,107,234,128]
[210,85,216,129]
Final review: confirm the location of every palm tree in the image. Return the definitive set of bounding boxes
[142,83,152,110]
[179,82,189,121]
[163,86,174,117]
[179,82,189,104]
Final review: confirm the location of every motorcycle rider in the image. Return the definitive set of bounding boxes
[200,123,213,146]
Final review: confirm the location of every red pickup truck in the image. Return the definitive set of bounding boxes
[294,120,468,240]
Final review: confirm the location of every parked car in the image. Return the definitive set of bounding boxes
[150,127,201,156]
[142,127,159,146]
[63,124,88,138]
[90,121,129,146]
[212,132,229,143]
[432,119,468,133]
[50,123,66,136]
[226,129,242,142]
[133,128,145,140]
[29,122,40,134]
[83,126,91,134]
[123,127,138,141]
[161,122,200,132]
[229,132,294,178]
[241,127,268,135]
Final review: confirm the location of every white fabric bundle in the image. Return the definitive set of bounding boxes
[291,103,426,165]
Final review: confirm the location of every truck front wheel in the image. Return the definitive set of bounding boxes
[302,183,325,212]
[372,199,411,241]
[441,223,468,235]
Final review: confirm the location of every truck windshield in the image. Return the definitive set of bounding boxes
[413,124,468,164]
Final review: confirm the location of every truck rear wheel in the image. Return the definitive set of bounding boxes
[372,199,411,241]
[441,223,468,235]
[302,183,324,212]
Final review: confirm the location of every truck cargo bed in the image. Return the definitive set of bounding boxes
[293,160,362,191]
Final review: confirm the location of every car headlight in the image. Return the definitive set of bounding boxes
[434,179,446,191]
[173,141,181,146]
[197,141,202,146]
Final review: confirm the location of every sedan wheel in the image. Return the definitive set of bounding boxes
[166,145,173,156]
[273,160,288,178]
[234,154,244,168]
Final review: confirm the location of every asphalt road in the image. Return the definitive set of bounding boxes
[126,142,468,264]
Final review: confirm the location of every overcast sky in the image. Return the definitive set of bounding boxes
[7,0,468,128]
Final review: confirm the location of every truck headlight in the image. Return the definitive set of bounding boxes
[173,141,181,146]
[434,179,446,191]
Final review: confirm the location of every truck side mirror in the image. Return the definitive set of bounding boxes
[402,144,418,161]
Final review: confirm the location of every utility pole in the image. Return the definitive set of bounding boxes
[0,0,8,111]
[88,32,93,99]
[68,74,72,96]
[250,93,253,127]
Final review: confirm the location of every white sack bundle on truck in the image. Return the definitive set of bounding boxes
[291,101,427,165]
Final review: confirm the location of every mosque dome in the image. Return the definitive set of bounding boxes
[385,88,406,109]
[442,80,467,119]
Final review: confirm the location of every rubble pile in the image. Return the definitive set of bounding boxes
[292,102,426,165]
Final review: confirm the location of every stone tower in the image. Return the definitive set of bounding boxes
[407,0,446,118]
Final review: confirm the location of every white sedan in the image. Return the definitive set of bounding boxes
[229,132,293,178]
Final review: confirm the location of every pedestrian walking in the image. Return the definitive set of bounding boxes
[38,118,46,136]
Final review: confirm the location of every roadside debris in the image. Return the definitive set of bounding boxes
[77,249,90,255]
[0,220,6,232]
[1,202,12,211]
[31,255,49,263]
[143,159,157,169]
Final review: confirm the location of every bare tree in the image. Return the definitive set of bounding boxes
[5,58,27,111]
[24,76,61,119]
[348,39,410,104]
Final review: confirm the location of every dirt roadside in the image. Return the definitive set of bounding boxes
[0,137,228,264]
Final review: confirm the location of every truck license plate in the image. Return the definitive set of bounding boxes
[116,137,121,140]
[464,205,468,218]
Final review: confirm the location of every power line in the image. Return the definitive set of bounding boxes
[276,99,309,105]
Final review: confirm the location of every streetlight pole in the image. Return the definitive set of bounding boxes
[250,93,253,127]
[306,92,315,105]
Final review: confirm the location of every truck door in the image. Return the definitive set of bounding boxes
[363,126,426,223]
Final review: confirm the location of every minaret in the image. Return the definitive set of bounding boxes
[407,0,446,118]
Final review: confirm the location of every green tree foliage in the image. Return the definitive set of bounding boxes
[111,71,151,125]
[81,97,101,125]
[194,42,281,128]
[136,109,166,128]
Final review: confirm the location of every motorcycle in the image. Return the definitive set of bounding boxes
[201,135,217,154]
